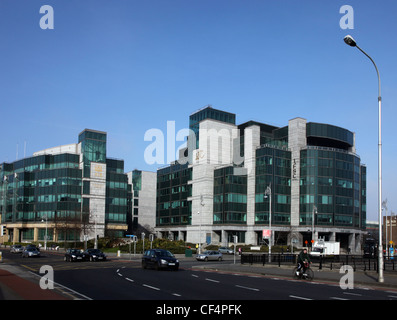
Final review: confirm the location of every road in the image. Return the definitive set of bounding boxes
[2,249,397,302]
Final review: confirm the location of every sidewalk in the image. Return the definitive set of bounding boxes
[0,264,68,300]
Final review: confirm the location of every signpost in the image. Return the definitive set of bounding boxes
[126,235,138,258]
[149,234,154,249]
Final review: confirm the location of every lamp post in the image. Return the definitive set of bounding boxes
[198,195,204,254]
[41,214,48,250]
[264,184,272,263]
[344,35,384,283]
[312,205,317,248]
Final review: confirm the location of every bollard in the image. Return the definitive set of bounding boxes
[0,251,2,263]
[117,250,120,257]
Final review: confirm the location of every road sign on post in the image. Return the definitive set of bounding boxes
[262,229,270,239]
[149,234,154,249]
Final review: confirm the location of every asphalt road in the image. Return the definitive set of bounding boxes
[2,249,397,302]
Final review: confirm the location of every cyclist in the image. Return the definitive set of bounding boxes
[296,248,311,276]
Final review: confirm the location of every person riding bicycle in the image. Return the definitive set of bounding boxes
[296,248,311,276]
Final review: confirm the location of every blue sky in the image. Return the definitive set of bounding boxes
[0,0,396,221]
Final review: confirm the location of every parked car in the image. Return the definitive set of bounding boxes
[82,248,107,262]
[218,247,234,254]
[10,244,24,253]
[21,247,41,258]
[142,249,179,271]
[196,250,223,262]
[64,248,84,262]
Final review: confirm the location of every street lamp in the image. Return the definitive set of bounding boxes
[198,195,204,254]
[344,35,384,283]
[41,214,48,250]
[312,205,317,248]
[264,184,272,262]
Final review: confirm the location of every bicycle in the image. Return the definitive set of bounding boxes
[293,262,314,281]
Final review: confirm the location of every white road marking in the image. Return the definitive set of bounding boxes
[143,284,160,291]
[289,295,313,300]
[235,285,259,292]
[343,292,362,297]
[205,278,220,283]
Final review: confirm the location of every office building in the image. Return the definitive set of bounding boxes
[0,129,129,243]
[155,106,366,252]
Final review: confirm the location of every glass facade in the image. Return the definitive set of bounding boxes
[306,123,354,150]
[156,163,192,226]
[106,158,129,226]
[255,147,291,225]
[79,130,107,178]
[213,166,247,224]
[1,154,82,224]
[299,147,365,228]
[0,129,130,241]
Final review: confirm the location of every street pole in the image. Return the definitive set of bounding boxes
[312,206,317,249]
[344,35,384,282]
[265,184,272,263]
[42,214,48,251]
[199,195,204,254]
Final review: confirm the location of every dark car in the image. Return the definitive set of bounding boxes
[82,248,107,262]
[25,244,40,252]
[64,248,84,262]
[142,249,179,271]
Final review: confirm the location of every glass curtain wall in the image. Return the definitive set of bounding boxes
[213,166,247,224]
[106,159,128,228]
[299,148,363,228]
[255,147,291,225]
[156,163,192,226]
[79,130,106,178]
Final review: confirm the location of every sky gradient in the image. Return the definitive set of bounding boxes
[0,0,396,221]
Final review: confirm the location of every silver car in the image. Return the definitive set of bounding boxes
[196,250,223,262]
[218,247,234,254]
[22,247,41,258]
[10,244,24,253]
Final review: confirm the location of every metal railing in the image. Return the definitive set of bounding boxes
[240,253,397,272]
